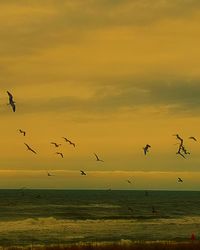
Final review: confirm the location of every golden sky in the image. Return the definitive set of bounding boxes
[1,0,200,189]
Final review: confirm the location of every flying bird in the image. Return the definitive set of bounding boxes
[178,177,183,183]
[56,152,64,158]
[24,143,37,154]
[62,137,75,147]
[19,129,26,136]
[7,91,16,112]
[189,136,197,142]
[94,153,104,162]
[127,180,132,184]
[47,172,53,176]
[80,170,86,176]
[51,142,61,147]
[143,144,151,155]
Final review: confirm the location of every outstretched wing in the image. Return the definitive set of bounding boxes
[94,153,99,160]
[7,91,13,101]
[30,148,37,154]
[11,102,16,112]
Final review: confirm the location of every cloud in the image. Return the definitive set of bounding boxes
[4,76,199,117]
[0,0,200,58]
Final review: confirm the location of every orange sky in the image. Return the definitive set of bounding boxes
[1,0,200,189]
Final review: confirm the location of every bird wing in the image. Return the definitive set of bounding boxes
[189,136,197,141]
[30,148,37,154]
[11,102,16,112]
[94,153,99,160]
[7,91,13,101]
[24,143,29,149]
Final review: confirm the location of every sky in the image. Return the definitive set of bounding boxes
[1,0,200,189]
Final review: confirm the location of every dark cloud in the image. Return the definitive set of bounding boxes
[2,76,199,117]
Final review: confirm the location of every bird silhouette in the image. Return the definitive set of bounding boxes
[24,143,37,154]
[143,144,151,155]
[189,136,197,142]
[178,177,183,183]
[62,137,75,147]
[19,129,26,136]
[51,142,61,147]
[94,153,104,162]
[47,172,53,176]
[56,152,64,158]
[7,91,16,112]
[127,180,132,184]
[80,170,86,176]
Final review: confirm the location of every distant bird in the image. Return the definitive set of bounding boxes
[127,180,132,184]
[94,153,104,162]
[19,129,26,136]
[51,142,61,147]
[56,152,64,158]
[47,172,53,176]
[80,170,86,176]
[189,136,197,142]
[24,143,37,154]
[178,177,183,183]
[143,144,151,155]
[62,137,75,147]
[7,91,16,112]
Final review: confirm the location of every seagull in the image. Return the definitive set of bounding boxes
[47,172,53,176]
[51,142,61,147]
[56,152,64,158]
[143,144,151,155]
[189,136,197,142]
[94,153,104,162]
[19,129,26,136]
[24,143,37,154]
[178,177,183,183]
[62,137,75,147]
[80,170,86,176]
[7,91,16,112]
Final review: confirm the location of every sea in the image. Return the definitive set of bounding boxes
[0,189,199,246]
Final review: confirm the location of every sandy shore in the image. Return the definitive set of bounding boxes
[3,241,200,250]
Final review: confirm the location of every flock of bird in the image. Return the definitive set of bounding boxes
[6,91,104,178]
[6,91,198,188]
[5,90,199,215]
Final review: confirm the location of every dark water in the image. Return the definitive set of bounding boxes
[0,189,200,246]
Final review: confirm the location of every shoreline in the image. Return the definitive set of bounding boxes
[2,241,200,250]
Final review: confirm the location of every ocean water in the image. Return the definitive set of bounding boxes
[0,189,199,246]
